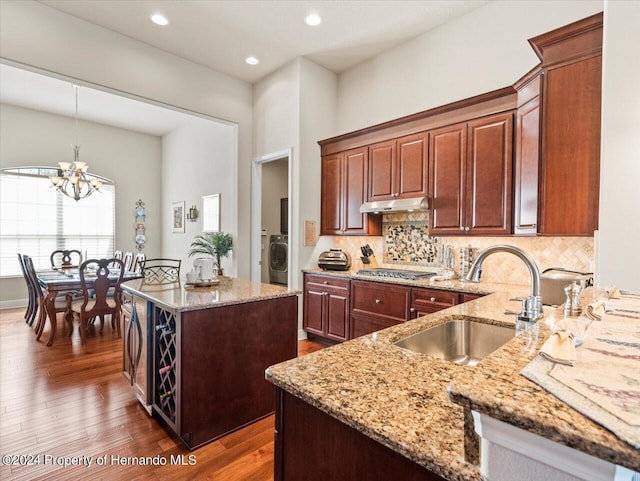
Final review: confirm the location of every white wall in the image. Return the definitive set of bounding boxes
[162,119,237,277]
[0,0,253,279]
[0,103,161,305]
[253,57,338,293]
[597,0,640,290]
[337,0,603,133]
[298,57,340,277]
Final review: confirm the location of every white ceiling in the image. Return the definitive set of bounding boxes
[39,0,488,83]
[0,63,201,136]
[1,1,488,135]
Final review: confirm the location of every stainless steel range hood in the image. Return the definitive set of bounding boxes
[360,197,429,214]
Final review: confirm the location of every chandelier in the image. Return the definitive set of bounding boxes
[49,85,102,201]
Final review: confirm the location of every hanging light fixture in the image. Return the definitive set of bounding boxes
[49,85,102,201]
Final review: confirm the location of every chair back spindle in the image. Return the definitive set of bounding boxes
[141,258,181,285]
[122,252,134,271]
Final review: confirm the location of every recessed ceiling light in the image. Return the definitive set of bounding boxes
[305,14,322,26]
[245,56,260,66]
[150,13,169,26]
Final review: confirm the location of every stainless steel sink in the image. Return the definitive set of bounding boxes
[393,319,514,366]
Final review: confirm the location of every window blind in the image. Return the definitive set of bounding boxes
[0,168,115,277]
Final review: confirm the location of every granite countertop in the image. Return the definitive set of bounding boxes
[267,282,640,480]
[121,277,300,312]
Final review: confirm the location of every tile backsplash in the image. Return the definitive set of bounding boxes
[333,213,594,285]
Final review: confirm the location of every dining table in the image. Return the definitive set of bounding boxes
[37,267,142,346]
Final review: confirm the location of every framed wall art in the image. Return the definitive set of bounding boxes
[172,201,185,233]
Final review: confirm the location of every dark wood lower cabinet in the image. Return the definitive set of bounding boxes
[152,296,298,449]
[274,388,445,481]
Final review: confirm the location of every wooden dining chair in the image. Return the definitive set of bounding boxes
[114,250,123,260]
[23,255,74,346]
[141,258,181,285]
[50,249,82,269]
[69,258,125,344]
[18,253,38,326]
[122,251,134,271]
[132,252,146,274]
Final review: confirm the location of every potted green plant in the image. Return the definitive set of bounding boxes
[188,232,233,276]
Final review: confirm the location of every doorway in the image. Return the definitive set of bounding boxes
[251,149,293,286]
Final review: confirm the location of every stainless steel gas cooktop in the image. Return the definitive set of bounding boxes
[356,268,437,280]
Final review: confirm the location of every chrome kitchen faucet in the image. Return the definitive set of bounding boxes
[464,245,544,323]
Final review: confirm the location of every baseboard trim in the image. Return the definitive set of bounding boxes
[0,299,27,310]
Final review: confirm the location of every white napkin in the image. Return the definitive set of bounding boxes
[539,326,576,366]
[585,301,605,321]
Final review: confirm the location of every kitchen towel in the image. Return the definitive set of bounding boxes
[538,324,577,366]
[522,312,640,450]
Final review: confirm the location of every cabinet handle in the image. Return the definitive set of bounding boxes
[375,299,381,304]
[430,297,436,302]
[323,281,328,284]
[410,308,416,312]
[465,226,470,232]
[460,226,465,231]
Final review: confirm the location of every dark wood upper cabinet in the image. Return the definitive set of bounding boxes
[429,112,513,236]
[466,113,513,235]
[368,140,396,201]
[368,132,428,202]
[396,133,429,198]
[514,71,542,236]
[321,147,382,236]
[428,123,466,233]
[319,13,603,238]
[320,153,342,234]
[529,12,603,236]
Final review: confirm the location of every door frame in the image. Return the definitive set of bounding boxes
[251,148,293,285]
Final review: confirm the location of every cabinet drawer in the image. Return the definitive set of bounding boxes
[351,280,410,322]
[351,313,399,339]
[411,287,458,313]
[460,293,484,303]
[305,274,350,291]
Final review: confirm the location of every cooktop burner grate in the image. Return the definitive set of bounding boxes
[356,268,437,280]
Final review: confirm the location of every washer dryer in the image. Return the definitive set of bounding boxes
[269,234,288,285]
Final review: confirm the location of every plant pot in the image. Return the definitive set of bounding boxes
[217,268,224,276]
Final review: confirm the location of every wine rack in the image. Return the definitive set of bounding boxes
[153,307,177,427]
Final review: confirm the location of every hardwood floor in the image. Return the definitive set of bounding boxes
[0,307,325,480]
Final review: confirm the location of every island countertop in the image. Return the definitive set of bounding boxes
[121,276,300,312]
[266,284,640,481]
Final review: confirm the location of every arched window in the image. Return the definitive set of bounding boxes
[0,166,115,276]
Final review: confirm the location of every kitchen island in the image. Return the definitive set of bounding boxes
[266,279,639,481]
[121,277,299,449]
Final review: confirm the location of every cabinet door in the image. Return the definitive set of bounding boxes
[304,287,326,336]
[368,140,395,201]
[514,93,541,235]
[466,112,513,235]
[343,147,369,234]
[326,288,349,342]
[320,153,343,235]
[429,123,466,234]
[539,56,601,235]
[396,132,428,199]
